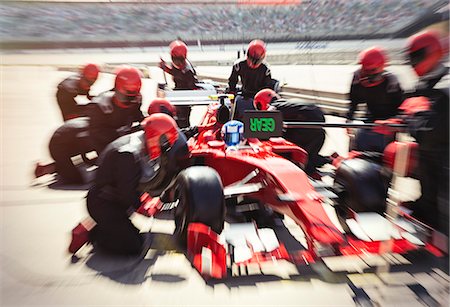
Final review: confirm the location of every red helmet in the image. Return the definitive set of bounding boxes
[148,98,177,118]
[142,113,179,160]
[407,30,443,76]
[358,46,387,87]
[81,63,100,83]
[253,89,279,110]
[114,66,142,108]
[247,40,266,69]
[170,40,188,58]
[79,63,100,90]
[170,40,188,69]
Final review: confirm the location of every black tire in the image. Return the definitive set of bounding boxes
[174,166,226,244]
[333,158,388,214]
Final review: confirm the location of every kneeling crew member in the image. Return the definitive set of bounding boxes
[86,113,189,255]
[56,63,100,121]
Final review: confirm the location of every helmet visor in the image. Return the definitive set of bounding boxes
[365,72,384,83]
[172,56,186,68]
[247,54,264,68]
[407,48,426,68]
[115,91,141,107]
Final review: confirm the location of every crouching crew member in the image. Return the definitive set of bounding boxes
[253,89,328,175]
[49,66,144,184]
[56,63,100,121]
[85,113,189,255]
[88,66,144,154]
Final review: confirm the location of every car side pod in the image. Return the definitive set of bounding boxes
[187,223,227,279]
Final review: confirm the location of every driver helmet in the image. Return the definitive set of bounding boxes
[358,46,387,87]
[247,40,266,69]
[221,120,244,147]
[148,98,177,118]
[253,89,280,111]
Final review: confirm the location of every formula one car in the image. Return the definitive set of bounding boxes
[135,96,445,279]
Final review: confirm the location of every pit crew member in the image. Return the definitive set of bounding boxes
[159,40,198,128]
[228,40,273,121]
[56,63,100,121]
[347,46,404,152]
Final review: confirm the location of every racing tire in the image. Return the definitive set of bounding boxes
[334,158,388,214]
[174,166,225,245]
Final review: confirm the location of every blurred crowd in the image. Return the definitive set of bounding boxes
[0,0,443,42]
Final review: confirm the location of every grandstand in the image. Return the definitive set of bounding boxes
[0,0,447,50]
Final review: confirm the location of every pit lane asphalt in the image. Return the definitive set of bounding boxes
[1,60,448,306]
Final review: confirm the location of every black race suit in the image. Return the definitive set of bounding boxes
[56,75,91,121]
[347,70,404,152]
[165,61,198,128]
[49,117,94,184]
[87,131,189,254]
[228,59,272,121]
[87,91,144,154]
[272,99,326,174]
[404,65,449,235]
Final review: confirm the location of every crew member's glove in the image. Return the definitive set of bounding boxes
[399,96,431,116]
[373,118,404,135]
[181,125,199,139]
[345,119,354,136]
[225,87,235,95]
[136,193,162,217]
[159,58,171,73]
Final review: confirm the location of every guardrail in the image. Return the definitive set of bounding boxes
[197,74,366,117]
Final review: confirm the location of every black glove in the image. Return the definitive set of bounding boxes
[181,126,199,139]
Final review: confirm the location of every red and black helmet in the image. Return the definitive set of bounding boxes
[247,40,266,69]
[142,113,179,160]
[358,46,387,87]
[170,40,188,69]
[114,66,142,108]
[407,30,443,76]
[253,89,279,111]
[148,98,177,118]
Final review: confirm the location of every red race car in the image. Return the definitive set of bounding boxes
[137,96,444,279]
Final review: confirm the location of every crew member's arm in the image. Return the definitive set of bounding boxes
[262,65,273,89]
[386,74,404,111]
[114,152,141,210]
[227,63,239,94]
[347,74,361,121]
[159,58,173,75]
[88,106,119,153]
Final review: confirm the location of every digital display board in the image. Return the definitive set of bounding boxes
[242,110,284,140]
